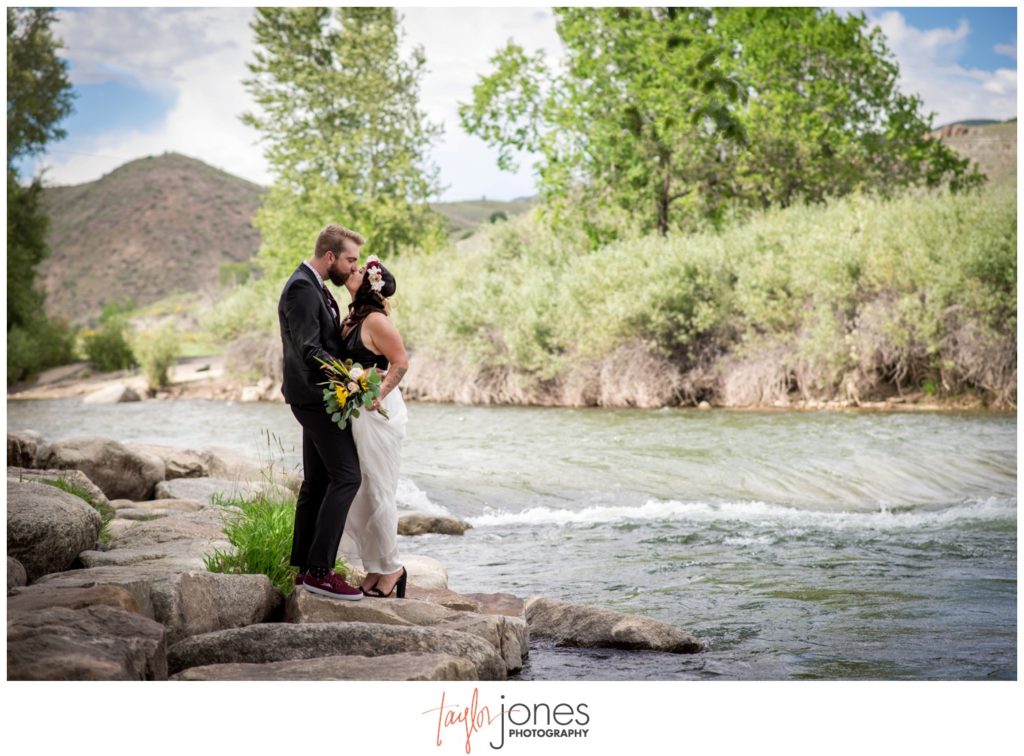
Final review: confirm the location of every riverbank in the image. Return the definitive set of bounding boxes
[7,429,702,680]
[7,353,1001,413]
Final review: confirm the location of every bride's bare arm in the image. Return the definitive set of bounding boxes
[363,312,409,407]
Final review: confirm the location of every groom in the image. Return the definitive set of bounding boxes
[278,223,365,600]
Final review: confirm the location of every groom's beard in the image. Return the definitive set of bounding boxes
[326,265,348,286]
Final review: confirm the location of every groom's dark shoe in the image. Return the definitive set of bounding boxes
[303,571,363,601]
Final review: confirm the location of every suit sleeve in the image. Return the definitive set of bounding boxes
[283,278,338,370]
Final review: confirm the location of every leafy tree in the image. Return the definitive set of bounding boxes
[461,7,983,241]
[714,7,984,208]
[243,7,445,278]
[7,8,75,383]
[461,7,746,240]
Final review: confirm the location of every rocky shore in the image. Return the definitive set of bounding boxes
[7,429,703,681]
[7,354,992,412]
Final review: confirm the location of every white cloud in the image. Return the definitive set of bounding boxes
[40,6,562,199]
[38,7,1016,194]
[995,43,1017,61]
[398,7,562,199]
[866,10,1017,125]
[42,7,269,187]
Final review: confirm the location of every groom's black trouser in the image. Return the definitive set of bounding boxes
[289,404,362,570]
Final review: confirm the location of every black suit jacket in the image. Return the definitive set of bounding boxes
[278,263,345,406]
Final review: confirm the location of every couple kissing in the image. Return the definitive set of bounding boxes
[278,223,409,601]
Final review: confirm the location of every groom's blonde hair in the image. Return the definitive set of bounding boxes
[315,224,365,258]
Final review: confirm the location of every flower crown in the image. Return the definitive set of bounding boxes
[365,255,386,294]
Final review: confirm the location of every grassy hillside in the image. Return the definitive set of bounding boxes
[39,152,535,324]
[41,153,265,324]
[429,197,536,239]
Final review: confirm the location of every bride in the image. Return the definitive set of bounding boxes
[337,256,410,598]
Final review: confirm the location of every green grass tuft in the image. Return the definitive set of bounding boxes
[41,476,114,545]
[204,490,348,596]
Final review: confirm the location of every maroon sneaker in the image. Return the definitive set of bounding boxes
[294,571,306,591]
[303,571,363,601]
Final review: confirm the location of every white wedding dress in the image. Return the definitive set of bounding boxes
[337,384,408,574]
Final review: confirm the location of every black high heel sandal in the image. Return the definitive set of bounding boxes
[368,566,407,598]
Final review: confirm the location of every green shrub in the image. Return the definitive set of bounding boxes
[41,476,114,545]
[394,184,1016,405]
[132,322,181,389]
[204,490,348,596]
[82,324,137,372]
[6,317,77,385]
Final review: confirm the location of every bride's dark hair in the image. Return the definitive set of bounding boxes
[345,262,396,328]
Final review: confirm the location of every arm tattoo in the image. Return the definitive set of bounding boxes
[380,365,407,399]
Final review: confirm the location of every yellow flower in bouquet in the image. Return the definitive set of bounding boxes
[316,356,387,430]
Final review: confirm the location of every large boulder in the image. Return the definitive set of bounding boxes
[402,554,449,591]
[398,514,471,536]
[39,436,165,501]
[7,556,28,590]
[168,622,507,680]
[7,430,45,468]
[9,467,110,509]
[34,566,281,645]
[286,591,528,674]
[171,652,477,681]
[129,444,209,479]
[82,383,141,404]
[8,604,167,680]
[7,479,103,581]
[524,597,703,654]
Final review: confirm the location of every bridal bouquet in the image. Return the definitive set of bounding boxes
[315,357,389,429]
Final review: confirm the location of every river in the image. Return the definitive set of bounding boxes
[6,398,1016,680]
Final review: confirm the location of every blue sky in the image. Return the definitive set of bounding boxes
[19,5,1018,200]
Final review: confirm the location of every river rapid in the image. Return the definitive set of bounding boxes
[7,398,1016,680]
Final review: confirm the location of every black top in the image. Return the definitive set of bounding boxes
[278,264,345,406]
[343,319,389,372]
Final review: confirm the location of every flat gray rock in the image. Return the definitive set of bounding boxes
[406,586,483,612]
[154,477,289,506]
[8,466,110,508]
[39,436,165,500]
[83,383,141,404]
[78,538,230,571]
[463,592,526,617]
[167,621,506,680]
[111,498,202,513]
[524,597,702,654]
[8,583,143,614]
[171,652,477,681]
[34,566,281,645]
[7,604,167,680]
[286,591,528,674]
[7,479,103,581]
